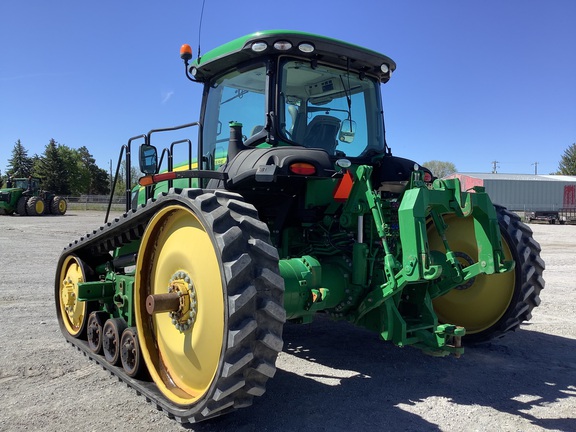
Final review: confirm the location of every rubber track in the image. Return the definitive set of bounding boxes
[55,188,286,423]
[468,206,546,343]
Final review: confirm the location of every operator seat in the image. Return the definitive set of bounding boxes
[302,115,341,155]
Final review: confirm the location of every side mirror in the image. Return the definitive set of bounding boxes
[139,144,158,174]
[339,119,356,143]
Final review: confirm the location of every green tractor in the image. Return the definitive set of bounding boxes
[0,177,67,216]
[55,30,544,423]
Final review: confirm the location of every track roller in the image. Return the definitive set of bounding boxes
[120,327,143,378]
[103,318,127,365]
[87,311,108,354]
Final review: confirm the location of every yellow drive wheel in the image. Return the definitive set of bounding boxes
[137,204,224,404]
[51,196,67,215]
[57,255,88,337]
[26,196,44,216]
[429,206,544,343]
[135,191,285,421]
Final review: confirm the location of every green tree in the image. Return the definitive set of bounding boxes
[6,139,34,177]
[35,139,70,194]
[422,160,457,178]
[91,166,111,195]
[57,144,85,195]
[113,161,140,197]
[77,146,110,195]
[557,143,576,175]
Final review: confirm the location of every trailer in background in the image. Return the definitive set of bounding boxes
[445,173,576,224]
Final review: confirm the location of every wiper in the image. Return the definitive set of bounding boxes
[339,74,353,126]
[308,106,349,114]
[221,89,248,105]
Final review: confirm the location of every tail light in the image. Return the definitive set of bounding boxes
[289,163,316,176]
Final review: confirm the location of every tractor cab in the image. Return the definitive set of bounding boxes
[137,31,397,176]
[188,31,396,168]
[12,177,39,195]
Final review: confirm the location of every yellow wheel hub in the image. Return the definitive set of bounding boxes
[135,205,224,406]
[35,199,44,214]
[58,255,87,337]
[430,214,515,334]
[166,270,198,333]
[58,199,67,213]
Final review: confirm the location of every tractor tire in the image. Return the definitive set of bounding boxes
[430,206,545,344]
[51,196,67,215]
[134,189,285,422]
[16,197,28,215]
[26,196,45,216]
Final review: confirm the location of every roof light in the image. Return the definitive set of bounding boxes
[424,172,433,182]
[298,42,315,53]
[189,66,198,77]
[380,63,390,74]
[251,41,268,52]
[289,162,316,176]
[180,44,192,61]
[273,40,292,51]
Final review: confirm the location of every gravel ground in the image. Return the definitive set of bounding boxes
[0,211,574,432]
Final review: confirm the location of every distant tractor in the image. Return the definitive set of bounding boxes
[0,177,67,216]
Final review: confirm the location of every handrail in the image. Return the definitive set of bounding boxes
[105,134,146,223]
[105,123,200,223]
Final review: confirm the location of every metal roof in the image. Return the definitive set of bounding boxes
[454,173,576,182]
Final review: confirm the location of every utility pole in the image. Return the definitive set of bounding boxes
[491,160,499,174]
[532,162,539,175]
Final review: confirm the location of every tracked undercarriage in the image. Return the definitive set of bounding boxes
[56,189,285,423]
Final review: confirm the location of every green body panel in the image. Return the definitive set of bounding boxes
[0,178,38,213]
[0,188,22,213]
[280,256,350,322]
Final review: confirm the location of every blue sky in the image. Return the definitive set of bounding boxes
[1,0,575,176]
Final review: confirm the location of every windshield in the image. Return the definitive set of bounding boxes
[279,59,385,157]
[201,59,386,164]
[14,179,37,190]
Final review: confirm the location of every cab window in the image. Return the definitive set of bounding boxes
[202,64,267,168]
[279,60,384,157]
